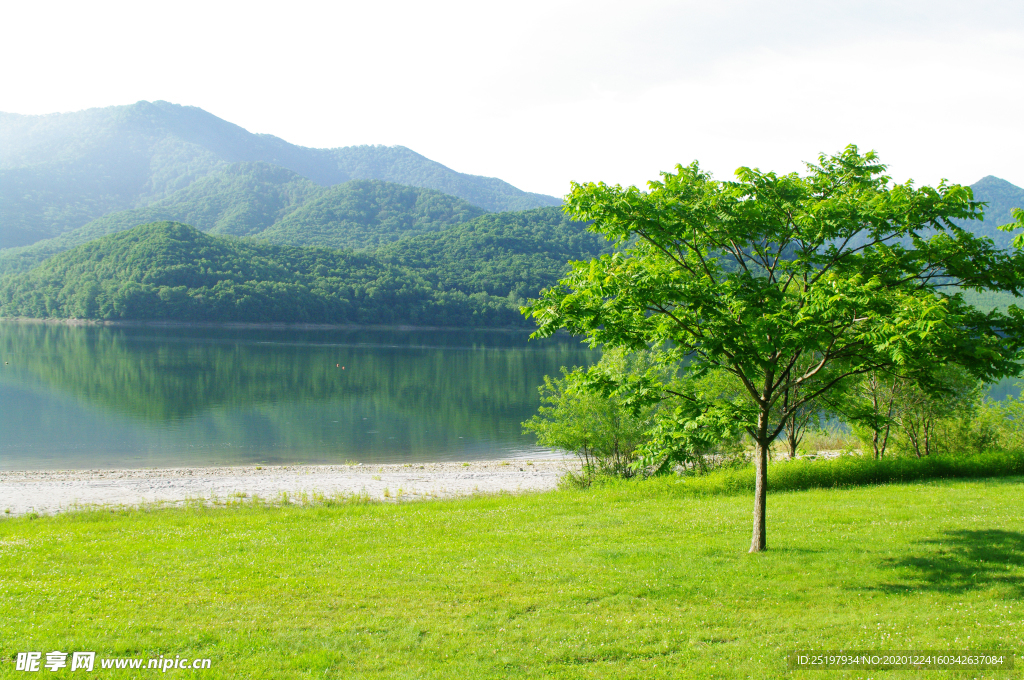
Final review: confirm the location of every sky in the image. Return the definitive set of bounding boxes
[1,0,1022,198]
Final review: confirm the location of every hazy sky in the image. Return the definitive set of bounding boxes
[2,0,1021,197]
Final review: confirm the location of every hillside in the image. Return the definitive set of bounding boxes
[0,163,487,275]
[377,208,612,301]
[0,100,561,248]
[254,178,486,250]
[0,212,606,327]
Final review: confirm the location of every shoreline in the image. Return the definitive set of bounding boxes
[0,459,578,517]
[0,317,539,333]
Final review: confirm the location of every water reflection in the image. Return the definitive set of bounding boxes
[0,323,597,469]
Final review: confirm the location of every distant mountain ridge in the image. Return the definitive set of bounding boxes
[0,100,561,248]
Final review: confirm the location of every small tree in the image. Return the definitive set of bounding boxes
[848,370,905,459]
[526,146,1024,552]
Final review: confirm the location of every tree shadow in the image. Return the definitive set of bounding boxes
[873,530,1024,597]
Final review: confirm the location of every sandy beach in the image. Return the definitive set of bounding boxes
[0,458,577,517]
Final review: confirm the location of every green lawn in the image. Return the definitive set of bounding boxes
[1,476,1022,679]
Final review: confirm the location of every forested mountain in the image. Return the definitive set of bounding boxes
[0,100,560,248]
[0,163,486,275]
[0,210,607,327]
[960,176,1024,248]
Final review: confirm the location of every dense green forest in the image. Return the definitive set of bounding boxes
[0,209,610,326]
[0,100,559,248]
[0,164,488,276]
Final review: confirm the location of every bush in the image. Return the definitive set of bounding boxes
[523,350,655,482]
[525,350,749,483]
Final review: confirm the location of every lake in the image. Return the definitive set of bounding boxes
[0,322,598,470]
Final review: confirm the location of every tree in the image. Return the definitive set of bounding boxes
[848,365,983,459]
[524,146,1024,552]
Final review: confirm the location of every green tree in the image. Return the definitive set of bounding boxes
[525,146,1024,552]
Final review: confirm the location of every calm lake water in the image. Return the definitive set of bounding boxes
[0,323,598,470]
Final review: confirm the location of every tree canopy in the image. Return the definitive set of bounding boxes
[525,145,1024,552]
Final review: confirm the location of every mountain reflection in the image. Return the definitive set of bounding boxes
[0,322,597,468]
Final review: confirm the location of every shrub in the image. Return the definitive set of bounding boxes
[524,350,654,482]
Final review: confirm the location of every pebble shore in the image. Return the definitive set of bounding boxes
[0,459,577,517]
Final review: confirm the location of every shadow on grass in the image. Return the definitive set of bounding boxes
[876,530,1024,597]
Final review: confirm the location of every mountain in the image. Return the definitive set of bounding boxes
[0,210,607,326]
[964,176,1024,248]
[0,163,489,276]
[0,100,561,248]
[0,162,317,274]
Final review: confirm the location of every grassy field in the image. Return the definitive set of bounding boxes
[1,474,1022,679]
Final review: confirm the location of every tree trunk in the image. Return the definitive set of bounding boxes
[879,422,892,459]
[924,417,932,457]
[871,382,882,459]
[749,411,770,553]
[786,416,798,459]
[783,388,797,459]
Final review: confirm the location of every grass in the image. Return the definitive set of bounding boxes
[1,473,1023,678]
[792,426,860,453]
[675,449,1024,497]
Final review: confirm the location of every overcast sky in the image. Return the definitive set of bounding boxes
[2,0,1021,197]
